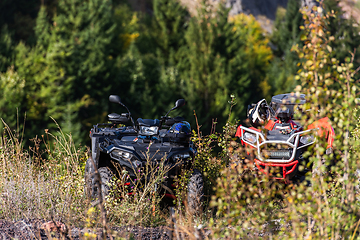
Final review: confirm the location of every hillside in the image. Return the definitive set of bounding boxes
[1,0,360,239]
[129,0,360,33]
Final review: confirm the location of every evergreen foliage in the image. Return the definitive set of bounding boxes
[177,2,233,129]
[113,45,162,119]
[152,0,189,65]
[230,14,272,102]
[34,6,51,49]
[0,26,13,72]
[272,0,303,56]
[13,0,117,144]
[268,0,360,95]
[0,0,359,147]
[323,0,360,66]
[110,0,188,121]
[112,3,140,56]
[0,0,42,45]
[178,3,271,130]
[268,0,303,94]
[138,0,189,116]
[0,67,26,131]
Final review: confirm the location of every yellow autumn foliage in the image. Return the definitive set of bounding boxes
[230,13,273,98]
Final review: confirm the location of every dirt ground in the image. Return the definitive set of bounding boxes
[0,219,171,239]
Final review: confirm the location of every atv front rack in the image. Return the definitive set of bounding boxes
[239,126,317,163]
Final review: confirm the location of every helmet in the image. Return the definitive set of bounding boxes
[168,121,191,143]
[248,99,271,127]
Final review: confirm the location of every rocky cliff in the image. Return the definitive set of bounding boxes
[225,0,288,33]
[128,0,360,33]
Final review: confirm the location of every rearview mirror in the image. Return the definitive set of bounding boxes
[109,95,121,104]
[163,99,186,119]
[172,99,185,110]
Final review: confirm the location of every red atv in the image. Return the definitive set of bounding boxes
[235,93,335,182]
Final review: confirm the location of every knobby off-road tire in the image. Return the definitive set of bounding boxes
[187,169,204,215]
[98,167,114,199]
[84,158,114,200]
[84,158,96,199]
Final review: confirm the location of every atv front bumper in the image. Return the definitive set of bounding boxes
[254,159,298,180]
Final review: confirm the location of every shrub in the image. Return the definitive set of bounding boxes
[205,3,360,239]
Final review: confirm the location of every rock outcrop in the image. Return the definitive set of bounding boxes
[128,0,359,33]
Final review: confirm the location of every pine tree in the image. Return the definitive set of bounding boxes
[272,0,303,56]
[48,0,116,142]
[151,0,190,115]
[0,0,43,45]
[14,42,50,141]
[0,67,26,131]
[111,0,190,120]
[112,44,162,119]
[323,0,360,65]
[178,1,272,130]
[0,26,13,72]
[152,0,189,65]
[34,6,51,49]
[177,2,231,129]
[229,14,272,102]
[268,0,304,94]
[14,0,117,144]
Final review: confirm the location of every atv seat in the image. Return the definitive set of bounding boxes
[108,113,129,124]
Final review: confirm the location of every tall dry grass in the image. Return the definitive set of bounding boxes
[0,119,87,224]
[0,118,189,238]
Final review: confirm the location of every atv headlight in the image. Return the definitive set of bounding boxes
[243,132,257,144]
[300,135,315,145]
[172,153,191,161]
[111,149,133,161]
[132,160,142,168]
[139,126,159,136]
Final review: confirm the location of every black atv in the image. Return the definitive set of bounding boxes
[84,95,203,213]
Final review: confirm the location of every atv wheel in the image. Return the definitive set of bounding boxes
[187,169,204,215]
[84,158,96,198]
[98,167,115,199]
[84,158,114,200]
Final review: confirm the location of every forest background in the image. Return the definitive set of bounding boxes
[0,0,359,146]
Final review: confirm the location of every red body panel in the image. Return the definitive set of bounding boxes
[307,117,335,149]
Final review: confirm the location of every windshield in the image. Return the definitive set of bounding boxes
[270,93,306,120]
